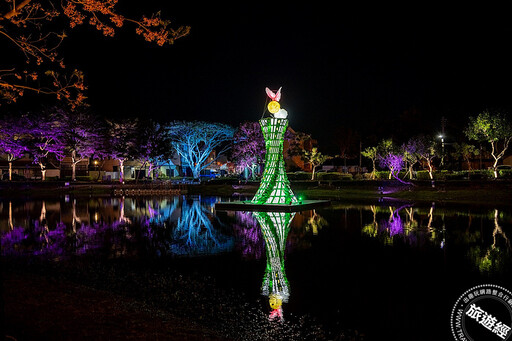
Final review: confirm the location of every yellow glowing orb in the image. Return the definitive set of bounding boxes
[267,100,281,114]
[269,294,282,309]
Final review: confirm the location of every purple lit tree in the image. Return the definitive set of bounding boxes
[379,152,406,183]
[0,115,30,180]
[167,121,235,180]
[231,121,265,179]
[26,110,67,180]
[61,111,104,180]
[105,118,138,183]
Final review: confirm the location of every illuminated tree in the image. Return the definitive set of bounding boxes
[302,147,331,180]
[465,111,512,178]
[379,152,406,183]
[377,138,395,179]
[361,146,378,179]
[0,0,190,108]
[414,135,438,180]
[26,109,67,180]
[0,115,29,180]
[231,121,265,179]
[60,110,104,180]
[451,142,479,172]
[401,138,421,180]
[167,121,235,180]
[136,120,173,179]
[105,118,138,182]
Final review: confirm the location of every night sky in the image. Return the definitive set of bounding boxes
[12,4,512,153]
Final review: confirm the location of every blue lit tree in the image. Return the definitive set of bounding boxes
[167,121,235,179]
[171,198,233,255]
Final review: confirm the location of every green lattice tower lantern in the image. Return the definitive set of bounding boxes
[251,117,298,205]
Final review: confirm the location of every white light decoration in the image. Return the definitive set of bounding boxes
[274,108,288,119]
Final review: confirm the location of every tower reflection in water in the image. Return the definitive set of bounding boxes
[252,211,295,321]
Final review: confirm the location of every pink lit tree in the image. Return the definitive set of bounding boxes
[0,115,30,180]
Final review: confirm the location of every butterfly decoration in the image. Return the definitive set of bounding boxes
[265,87,282,102]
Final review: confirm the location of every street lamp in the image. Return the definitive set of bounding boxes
[438,135,445,166]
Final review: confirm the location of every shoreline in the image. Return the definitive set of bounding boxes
[1,179,511,208]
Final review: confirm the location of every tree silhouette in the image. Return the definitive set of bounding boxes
[0,0,189,108]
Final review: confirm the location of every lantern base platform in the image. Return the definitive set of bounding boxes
[214,200,331,212]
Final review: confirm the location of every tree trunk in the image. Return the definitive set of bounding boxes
[311,165,316,180]
[493,157,499,178]
[72,162,76,181]
[8,161,12,181]
[39,163,46,181]
[119,159,124,183]
[71,151,77,181]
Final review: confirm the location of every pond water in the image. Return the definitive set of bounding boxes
[1,195,511,340]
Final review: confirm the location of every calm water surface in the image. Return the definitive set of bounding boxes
[1,195,511,340]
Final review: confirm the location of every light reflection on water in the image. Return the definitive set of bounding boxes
[1,196,511,271]
[1,195,512,339]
